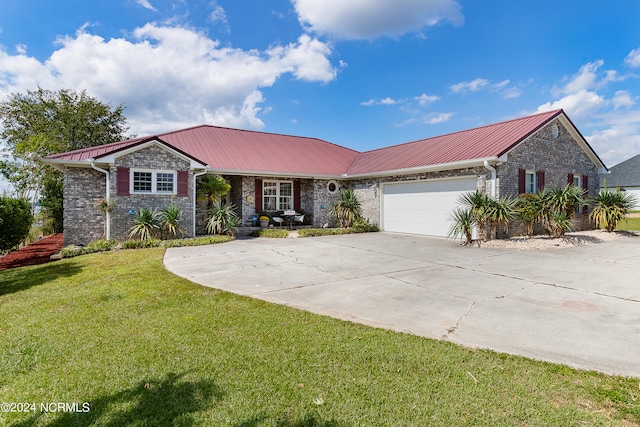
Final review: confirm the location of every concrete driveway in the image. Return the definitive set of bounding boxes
[164,232,640,378]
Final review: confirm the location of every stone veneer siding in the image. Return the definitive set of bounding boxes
[110,146,194,241]
[497,119,598,236]
[63,167,108,246]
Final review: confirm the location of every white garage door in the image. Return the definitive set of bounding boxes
[382,177,477,237]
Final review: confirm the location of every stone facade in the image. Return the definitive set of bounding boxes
[62,119,602,243]
[63,167,107,246]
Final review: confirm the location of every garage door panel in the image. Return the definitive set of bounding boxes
[382,178,476,237]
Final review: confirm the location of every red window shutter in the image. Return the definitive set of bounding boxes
[177,170,189,197]
[255,179,262,213]
[116,167,130,196]
[537,170,545,191]
[567,173,574,184]
[294,180,301,211]
[518,168,525,194]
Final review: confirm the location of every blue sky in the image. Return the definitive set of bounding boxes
[1,0,640,194]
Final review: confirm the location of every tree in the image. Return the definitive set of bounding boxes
[0,87,129,220]
[197,175,231,209]
[0,197,33,253]
[590,190,637,232]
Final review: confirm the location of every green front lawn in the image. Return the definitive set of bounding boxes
[617,216,640,231]
[1,249,638,426]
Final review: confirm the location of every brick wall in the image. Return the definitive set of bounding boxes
[63,167,107,246]
[497,119,598,235]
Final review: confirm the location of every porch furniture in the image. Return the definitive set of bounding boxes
[283,210,297,229]
[293,214,305,226]
[272,217,284,227]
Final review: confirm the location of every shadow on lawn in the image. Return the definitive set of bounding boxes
[236,414,346,427]
[0,262,82,297]
[9,372,223,427]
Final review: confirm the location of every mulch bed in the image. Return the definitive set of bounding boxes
[0,234,64,271]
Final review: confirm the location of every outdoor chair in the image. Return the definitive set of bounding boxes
[293,214,305,226]
[272,217,284,227]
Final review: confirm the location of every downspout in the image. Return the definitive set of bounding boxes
[193,169,208,237]
[90,160,111,240]
[483,160,497,199]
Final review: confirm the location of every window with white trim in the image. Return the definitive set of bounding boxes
[525,171,537,194]
[131,170,176,194]
[263,180,293,211]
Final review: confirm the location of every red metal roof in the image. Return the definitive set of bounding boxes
[46,110,572,177]
[346,110,563,175]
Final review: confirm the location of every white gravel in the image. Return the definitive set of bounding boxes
[479,229,638,250]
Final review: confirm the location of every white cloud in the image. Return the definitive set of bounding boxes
[292,0,463,40]
[360,96,405,106]
[612,90,635,110]
[415,93,440,106]
[0,25,337,135]
[537,90,605,118]
[136,0,156,11]
[586,122,640,168]
[209,1,230,33]
[450,78,490,93]
[624,48,640,68]
[396,111,454,127]
[15,44,27,55]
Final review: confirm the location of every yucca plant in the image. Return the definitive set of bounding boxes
[458,190,492,241]
[448,207,476,245]
[162,202,185,238]
[487,196,517,239]
[590,190,637,232]
[330,188,362,228]
[206,202,240,236]
[128,208,163,241]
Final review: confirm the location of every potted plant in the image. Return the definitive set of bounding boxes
[259,215,270,227]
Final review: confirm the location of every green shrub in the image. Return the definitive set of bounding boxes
[0,196,34,253]
[297,228,354,237]
[250,229,289,238]
[207,202,240,235]
[128,208,163,240]
[590,190,637,232]
[60,239,117,258]
[162,235,235,247]
[352,217,379,233]
[329,188,361,228]
[161,202,185,239]
[121,239,162,249]
[448,207,475,244]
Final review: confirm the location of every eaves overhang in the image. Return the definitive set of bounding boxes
[342,157,501,179]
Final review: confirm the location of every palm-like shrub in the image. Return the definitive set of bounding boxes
[458,190,492,241]
[197,175,231,209]
[330,189,361,228]
[590,190,637,232]
[207,202,240,236]
[544,184,585,237]
[128,208,163,241]
[448,207,475,245]
[487,196,517,239]
[162,203,185,238]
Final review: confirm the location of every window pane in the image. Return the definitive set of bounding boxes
[279,197,292,210]
[133,172,152,192]
[263,182,277,196]
[525,172,536,194]
[156,173,174,193]
[264,196,277,211]
[279,182,292,196]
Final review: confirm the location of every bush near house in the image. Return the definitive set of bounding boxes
[0,196,33,253]
[590,190,637,232]
[450,184,594,243]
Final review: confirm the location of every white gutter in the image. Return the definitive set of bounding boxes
[483,160,497,198]
[90,159,111,240]
[193,169,208,237]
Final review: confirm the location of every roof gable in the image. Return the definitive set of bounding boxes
[44,109,606,178]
